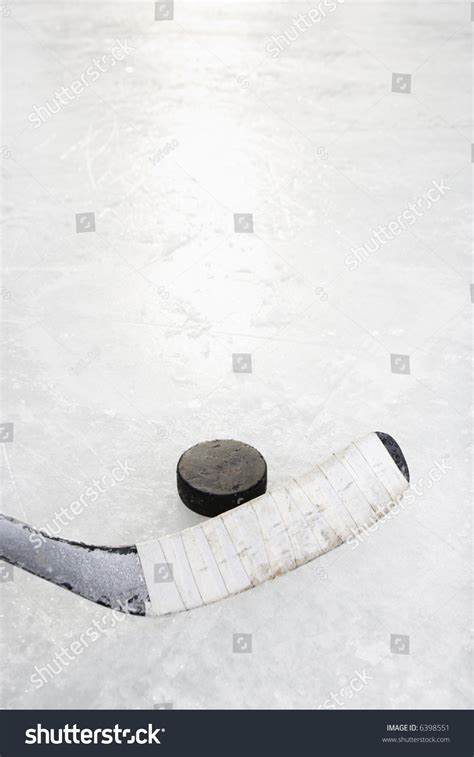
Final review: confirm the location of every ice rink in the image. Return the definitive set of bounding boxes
[1,0,472,709]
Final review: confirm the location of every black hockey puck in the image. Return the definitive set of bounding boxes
[177,439,267,517]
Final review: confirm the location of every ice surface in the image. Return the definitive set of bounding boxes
[0,0,471,709]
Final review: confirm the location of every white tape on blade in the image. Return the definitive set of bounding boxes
[250,493,296,577]
[336,442,392,515]
[159,532,203,610]
[297,466,356,543]
[270,484,323,567]
[318,454,374,530]
[201,516,252,596]
[284,480,335,555]
[137,539,186,616]
[222,504,273,586]
[355,433,407,500]
[137,432,409,617]
[180,526,228,605]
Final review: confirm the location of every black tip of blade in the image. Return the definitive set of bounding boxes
[376,432,410,482]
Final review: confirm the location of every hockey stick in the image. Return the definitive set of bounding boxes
[0,432,409,617]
